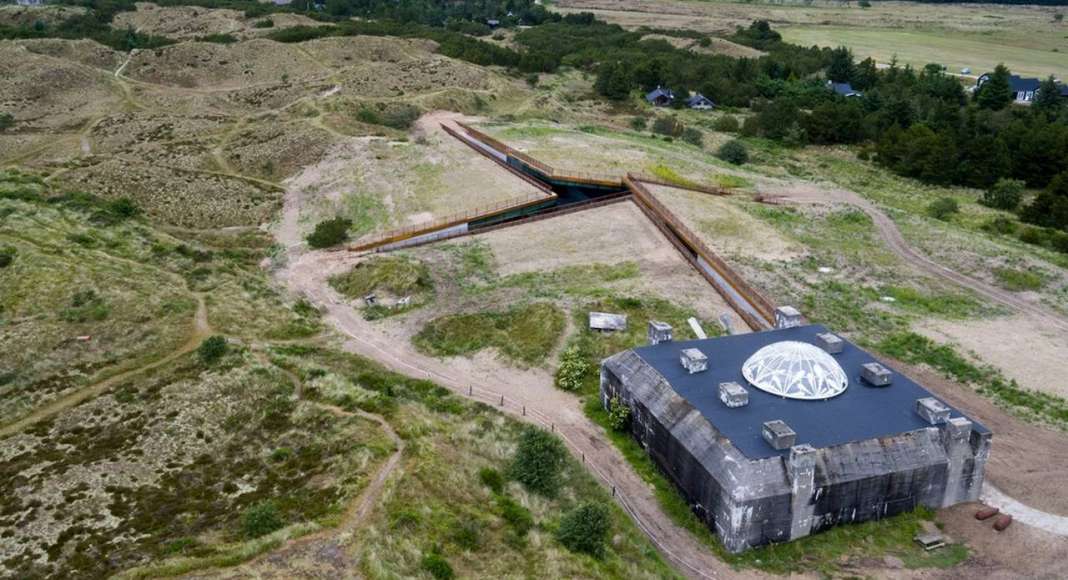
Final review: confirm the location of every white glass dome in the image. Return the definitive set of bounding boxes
[741,341,848,400]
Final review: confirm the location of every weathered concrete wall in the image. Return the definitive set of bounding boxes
[601,349,991,553]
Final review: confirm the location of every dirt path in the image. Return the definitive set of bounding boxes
[768,186,1068,333]
[276,244,764,580]
[0,294,211,439]
[191,354,406,579]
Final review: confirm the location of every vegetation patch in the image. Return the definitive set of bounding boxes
[877,332,1068,429]
[413,302,565,366]
[328,255,433,318]
[992,267,1045,292]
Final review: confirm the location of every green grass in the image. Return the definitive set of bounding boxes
[877,332,1068,429]
[329,254,433,298]
[780,26,1066,79]
[714,174,751,189]
[993,267,1045,292]
[262,346,679,579]
[413,302,566,366]
[649,164,703,190]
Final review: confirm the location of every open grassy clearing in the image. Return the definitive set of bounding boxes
[781,26,1068,79]
[111,3,322,42]
[556,0,1068,77]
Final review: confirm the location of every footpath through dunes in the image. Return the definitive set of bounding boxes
[277,249,764,580]
[758,183,1068,335]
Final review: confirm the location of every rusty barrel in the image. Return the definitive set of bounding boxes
[993,514,1013,531]
[975,506,1000,520]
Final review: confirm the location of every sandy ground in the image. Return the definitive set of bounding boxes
[917,313,1068,399]
[646,184,804,263]
[483,200,743,322]
[282,112,546,243]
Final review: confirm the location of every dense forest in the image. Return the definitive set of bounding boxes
[1,1,1066,234]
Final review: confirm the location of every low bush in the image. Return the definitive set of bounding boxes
[0,245,15,268]
[681,127,704,148]
[241,501,284,539]
[509,426,566,497]
[926,197,959,221]
[554,346,588,391]
[421,550,453,580]
[629,116,647,131]
[607,396,631,431]
[980,178,1025,211]
[198,336,229,364]
[253,18,274,28]
[718,139,748,165]
[712,115,739,133]
[556,502,611,557]
[651,115,683,137]
[497,495,533,536]
[993,267,1044,291]
[478,467,504,493]
[61,289,109,322]
[0,112,13,131]
[306,217,352,249]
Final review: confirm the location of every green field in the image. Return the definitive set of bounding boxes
[781,26,1068,79]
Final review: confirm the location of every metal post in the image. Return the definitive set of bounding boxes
[582,453,585,463]
[522,405,526,416]
[612,486,616,497]
[499,394,504,406]
[551,423,555,432]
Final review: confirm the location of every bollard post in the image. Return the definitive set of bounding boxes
[551,423,555,432]
[468,385,472,396]
[499,394,504,406]
[612,486,616,497]
[582,453,585,464]
[522,405,526,416]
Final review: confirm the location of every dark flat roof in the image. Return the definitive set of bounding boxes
[632,324,988,460]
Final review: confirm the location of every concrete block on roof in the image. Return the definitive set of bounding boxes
[648,320,673,345]
[719,381,749,408]
[817,332,844,354]
[916,397,951,425]
[774,306,803,329]
[680,348,708,374]
[861,362,892,386]
[763,420,797,450]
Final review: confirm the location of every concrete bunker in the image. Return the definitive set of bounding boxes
[600,324,991,553]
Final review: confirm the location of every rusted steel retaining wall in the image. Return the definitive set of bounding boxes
[626,175,776,330]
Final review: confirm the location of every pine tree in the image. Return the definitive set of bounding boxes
[827,46,855,83]
[976,64,1013,110]
[1033,75,1063,118]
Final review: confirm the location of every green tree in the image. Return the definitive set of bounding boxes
[306,217,352,249]
[556,502,611,557]
[1021,171,1068,231]
[241,501,284,538]
[980,178,1025,211]
[421,550,453,580]
[0,112,12,131]
[594,61,632,101]
[852,57,879,90]
[826,46,855,83]
[508,426,566,497]
[976,64,1013,110]
[717,139,749,165]
[1033,75,1063,118]
[198,335,228,364]
[927,197,960,221]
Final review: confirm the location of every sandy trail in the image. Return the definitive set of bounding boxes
[0,294,211,439]
[277,246,762,579]
[763,184,1068,334]
[188,356,406,579]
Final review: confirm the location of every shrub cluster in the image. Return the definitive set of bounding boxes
[306,217,352,249]
[508,426,566,497]
[556,502,611,557]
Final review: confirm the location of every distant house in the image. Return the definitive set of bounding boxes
[827,81,862,98]
[272,0,292,5]
[974,73,1056,103]
[486,19,501,27]
[686,93,715,110]
[16,0,45,5]
[645,86,676,107]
